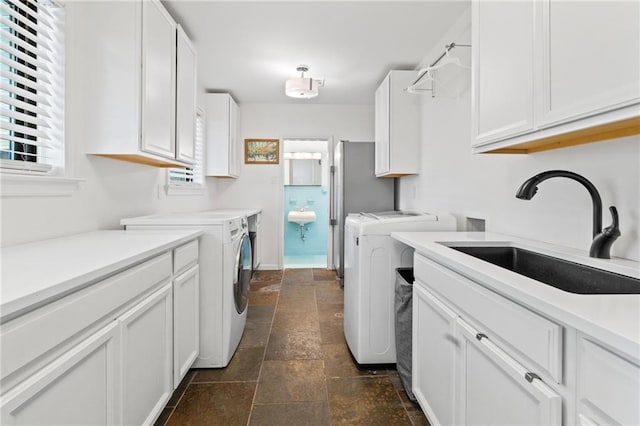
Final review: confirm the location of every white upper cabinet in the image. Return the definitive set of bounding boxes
[472,1,535,145]
[205,93,240,178]
[68,0,195,168]
[374,70,420,177]
[140,0,176,161]
[539,1,640,127]
[176,25,198,164]
[472,0,640,154]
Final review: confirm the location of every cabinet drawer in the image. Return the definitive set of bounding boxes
[1,253,172,381]
[415,254,563,383]
[174,239,198,274]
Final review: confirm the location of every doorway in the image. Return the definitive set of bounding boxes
[282,138,330,268]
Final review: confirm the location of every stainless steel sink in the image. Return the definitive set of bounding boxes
[450,246,640,294]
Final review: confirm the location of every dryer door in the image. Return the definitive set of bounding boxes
[234,233,252,314]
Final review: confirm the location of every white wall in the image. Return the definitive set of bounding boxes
[211,103,374,269]
[397,9,640,261]
[0,143,218,247]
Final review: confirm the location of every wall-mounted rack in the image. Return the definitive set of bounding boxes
[405,42,472,97]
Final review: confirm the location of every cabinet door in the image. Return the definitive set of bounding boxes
[228,97,239,177]
[176,25,197,164]
[576,337,640,426]
[413,284,458,426]
[374,75,390,175]
[472,0,536,145]
[141,0,176,160]
[120,283,173,426]
[539,1,640,127]
[457,319,562,426]
[1,322,120,426]
[173,265,199,386]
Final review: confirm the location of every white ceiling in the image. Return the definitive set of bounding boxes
[162,1,469,105]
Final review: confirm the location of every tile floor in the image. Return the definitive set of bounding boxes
[283,254,328,269]
[155,268,429,426]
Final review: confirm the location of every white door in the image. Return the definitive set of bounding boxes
[472,0,536,145]
[539,0,640,127]
[120,283,173,426]
[176,25,197,164]
[141,0,176,160]
[456,319,562,426]
[413,284,458,426]
[1,323,120,425]
[173,265,200,386]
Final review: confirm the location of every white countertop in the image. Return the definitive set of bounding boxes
[120,208,261,226]
[391,231,640,360]
[1,230,202,322]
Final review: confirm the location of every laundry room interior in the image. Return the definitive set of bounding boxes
[1,1,639,425]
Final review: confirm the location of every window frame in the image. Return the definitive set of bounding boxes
[166,106,206,196]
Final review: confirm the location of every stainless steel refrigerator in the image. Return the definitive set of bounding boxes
[331,140,395,283]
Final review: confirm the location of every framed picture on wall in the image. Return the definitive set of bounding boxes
[245,139,280,164]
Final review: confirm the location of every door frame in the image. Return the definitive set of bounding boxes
[279,137,334,269]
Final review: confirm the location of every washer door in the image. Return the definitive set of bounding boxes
[233,233,252,314]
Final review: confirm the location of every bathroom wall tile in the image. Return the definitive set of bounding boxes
[249,402,331,426]
[167,382,255,426]
[254,360,326,403]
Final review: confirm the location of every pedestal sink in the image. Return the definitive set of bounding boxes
[288,210,316,225]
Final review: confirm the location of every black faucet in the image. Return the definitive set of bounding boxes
[515,170,620,259]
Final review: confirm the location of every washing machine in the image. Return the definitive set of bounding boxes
[343,211,456,364]
[121,211,252,368]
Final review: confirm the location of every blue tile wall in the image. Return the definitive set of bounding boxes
[284,185,328,256]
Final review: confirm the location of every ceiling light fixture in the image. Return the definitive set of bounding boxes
[285,65,321,99]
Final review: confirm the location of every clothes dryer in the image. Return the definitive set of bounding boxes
[121,210,254,368]
[343,211,456,364]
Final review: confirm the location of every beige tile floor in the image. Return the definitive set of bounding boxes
[155,269,429,425]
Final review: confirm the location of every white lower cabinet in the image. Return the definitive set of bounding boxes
[0,237,200,426]
[456,319,562,426]
[120,282,173,426]
[576,336,640,426]
[173,265,200,386]
[413,284,458,426]
[1,322,120,425]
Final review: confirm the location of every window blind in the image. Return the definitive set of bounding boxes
[0,0,64,173]
[169,108,205,185]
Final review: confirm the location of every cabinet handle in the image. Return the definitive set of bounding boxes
[524,372,541,383]
[475,333,488,341]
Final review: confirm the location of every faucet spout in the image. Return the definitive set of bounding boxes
[516,170,619,259]
[515,170,602,238]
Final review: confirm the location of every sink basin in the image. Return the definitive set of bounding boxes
[288,210,316,225]
[450,246,640,294]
